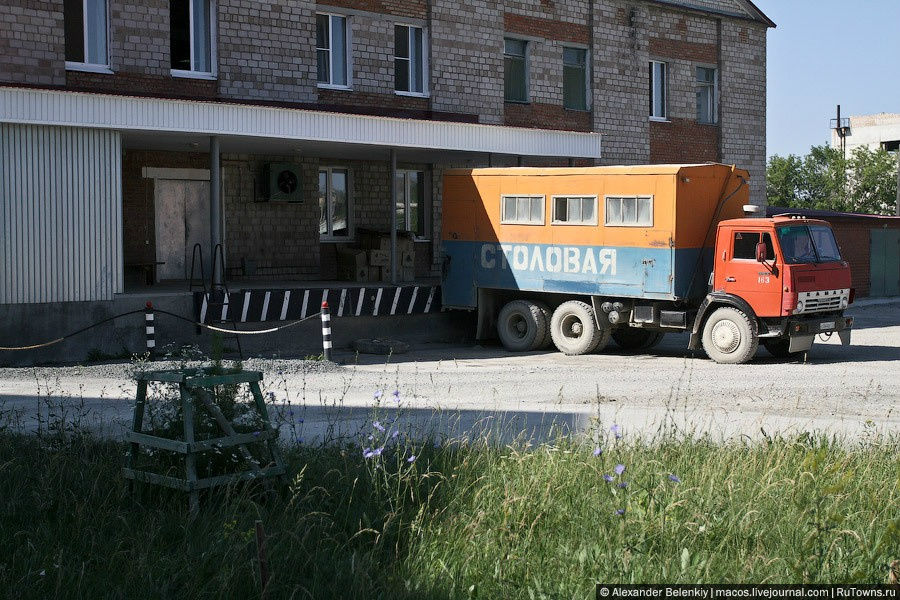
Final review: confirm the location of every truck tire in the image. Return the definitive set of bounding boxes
[701,307,758,364]
[532,300,553,350]
[591,326,613,354]
[497,300,546,352]
[612,328,666,352]
[550,300,600,356]
[763,339,802,360]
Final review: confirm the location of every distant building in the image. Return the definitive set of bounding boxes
[831,113,900,154]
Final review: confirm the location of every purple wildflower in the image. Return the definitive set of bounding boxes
[668,474,681,483]
[362,447,373,458]
[373,421,385,432]
[373,390,383,400]
[618,481,628,489]
[611,424,622,439]
[603,474,614,483]
[614,464,626,475]
[407,455,416,463]
[372,447,384,457]
[252,431,260,437]
[392,430,400,439]
[297,418,304,424]
[593,447,603,457]
[363,446,384,459]
[393,389,400,398]
[615,508,626,516]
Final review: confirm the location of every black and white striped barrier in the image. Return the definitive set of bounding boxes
[145,301,155,358]
[320,301,332,361]
[195,285,441,324]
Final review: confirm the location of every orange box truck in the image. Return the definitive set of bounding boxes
[441,164,853,364]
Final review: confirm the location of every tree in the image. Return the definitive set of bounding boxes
[766,144,898,215]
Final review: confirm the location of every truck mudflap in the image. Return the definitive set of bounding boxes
[784,315,854,353]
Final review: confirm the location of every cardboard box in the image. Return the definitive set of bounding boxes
[400,266,415,282]
[400,251,414,268]
[378,266,392,283]
[368,249,389,267]
[337,249,369,282]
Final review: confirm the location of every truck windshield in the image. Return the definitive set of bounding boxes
[776,225,842,264]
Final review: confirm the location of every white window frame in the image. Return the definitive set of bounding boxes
[65,0,112,73]
[170,0,217,80]
[604,195,654,227]
[396,169,430,240]
[696,65,718,124]
[394,23,429,97]
[319,166,353,241]
[562,44,589,112]
[649,60,668,121]
[503,37,530,104]
[500,195,545,226]
[316,12,352,90]
[551,195,598,226]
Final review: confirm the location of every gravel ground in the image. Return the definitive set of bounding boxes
[1,300,897,444]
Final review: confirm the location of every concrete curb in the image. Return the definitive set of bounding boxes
[850,297,900,308]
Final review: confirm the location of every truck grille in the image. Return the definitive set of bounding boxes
[797,289,849,314]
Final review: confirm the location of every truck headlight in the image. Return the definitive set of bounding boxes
[795,301,804,314]
[840,297,848,309]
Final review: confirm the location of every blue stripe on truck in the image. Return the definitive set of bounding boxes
[442,240,707,308]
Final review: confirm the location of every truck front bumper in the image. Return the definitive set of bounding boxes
[785,314,853,353]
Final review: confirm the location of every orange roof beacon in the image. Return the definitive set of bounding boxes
[440,164,853,364]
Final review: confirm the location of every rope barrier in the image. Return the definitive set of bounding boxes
[0,306,324,352]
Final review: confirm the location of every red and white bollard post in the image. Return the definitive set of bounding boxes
[320,301,332,361]
[145,301,156,360]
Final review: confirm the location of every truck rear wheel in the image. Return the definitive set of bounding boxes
[532,301,553,350]
[612,328,666,352]
[497,300,547,352]
[550,300,601,356]
[701,307,758,364]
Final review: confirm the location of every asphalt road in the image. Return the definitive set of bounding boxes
[0,300,897,445]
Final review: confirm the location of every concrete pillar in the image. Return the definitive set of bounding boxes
[390,148,398,285]
[210,135,222,286]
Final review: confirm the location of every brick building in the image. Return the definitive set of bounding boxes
[0,0,774,307]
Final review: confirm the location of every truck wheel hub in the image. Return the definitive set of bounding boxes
[711,320,741,353]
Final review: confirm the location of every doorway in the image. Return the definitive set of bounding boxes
[154,179,211,280]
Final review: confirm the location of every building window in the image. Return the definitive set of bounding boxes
[696,66,718,124]
[395,170,428,238]
[395,25,426,95]
[649,61,667,120]
[170,0,214,75]
[319,167,350,239]
[563,47,587,111]
[883,140,900,152]
[317,14,348,88]
[501,195,544,225]
[605,196,653,227]
[552,196,597,225]
[504,38,528,103]
[64,0,108,67]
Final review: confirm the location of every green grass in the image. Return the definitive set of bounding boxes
[0,429,897,599]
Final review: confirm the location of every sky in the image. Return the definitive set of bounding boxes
[751,0,900,158]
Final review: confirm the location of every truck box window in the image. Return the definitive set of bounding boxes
[501,195,544,225]
[552,196,597,225]
[605,195,653,227]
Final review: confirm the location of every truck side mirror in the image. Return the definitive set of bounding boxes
[755,242,767,263]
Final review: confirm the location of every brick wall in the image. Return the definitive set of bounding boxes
[504,102,591,132]
[218,0,317,103]
[430,0,504,124]
[222,155,321,279]
[319,0,427,20]
[0,0,65,86]
[720,20,767,205]
[649,119,719,163]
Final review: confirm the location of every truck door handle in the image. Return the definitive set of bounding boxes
[725,277,736,282]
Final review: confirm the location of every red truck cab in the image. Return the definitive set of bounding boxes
[689,215,854,363]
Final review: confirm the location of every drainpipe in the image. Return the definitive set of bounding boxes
[895,149,900,216]
[210,135,222,286]
[390,148,398,285]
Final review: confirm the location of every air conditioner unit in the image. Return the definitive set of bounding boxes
[265,163,302,202]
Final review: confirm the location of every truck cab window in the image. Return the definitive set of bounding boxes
[733,232,774,260]
[778,225,841,264]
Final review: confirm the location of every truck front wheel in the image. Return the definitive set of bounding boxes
[701,307,758,364]
[497,300,547,352]
[550,300,602,356]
